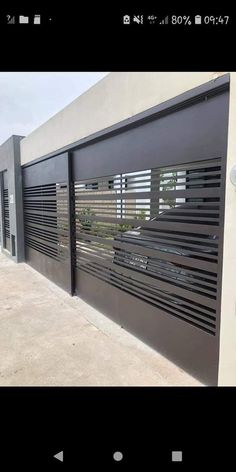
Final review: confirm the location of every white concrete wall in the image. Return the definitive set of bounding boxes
[218,74,236,385]
[20,72,224,165]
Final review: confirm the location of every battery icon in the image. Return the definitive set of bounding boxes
[195,15,202,24]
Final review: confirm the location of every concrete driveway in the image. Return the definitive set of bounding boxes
[0,252,201,386]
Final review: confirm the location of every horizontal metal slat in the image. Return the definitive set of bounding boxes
[76,214,220,236]
[24,209,66,218]
[25,241,65,263]
[78,245,217,297]
[25,221,68,237]
[75,188,220,201]
[76,250,217,309]
[77,264,216,335]
[76,232,218,273]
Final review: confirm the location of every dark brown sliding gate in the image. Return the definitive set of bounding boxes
[72,88,229,385]
[22,81,229,384]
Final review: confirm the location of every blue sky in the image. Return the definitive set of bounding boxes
[0,72,108,144]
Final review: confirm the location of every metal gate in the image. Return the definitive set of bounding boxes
[2,171,10,252]
[72,87,229,385]
[23,153,72,293]
[22,80,229,384]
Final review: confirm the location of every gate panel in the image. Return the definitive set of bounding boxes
[73,90,229,180]
[72,90,229,384]
[3,171,10,252]
[23,153,72,293]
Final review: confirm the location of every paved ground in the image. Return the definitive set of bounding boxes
[0,252,201,386]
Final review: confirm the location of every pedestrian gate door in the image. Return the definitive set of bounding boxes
[23,83,229,385]
[23,153,72,293]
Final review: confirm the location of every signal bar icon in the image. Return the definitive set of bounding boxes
[159,16,169,24]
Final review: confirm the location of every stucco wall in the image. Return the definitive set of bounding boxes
[218,74,236,385]
[20,72,224,164]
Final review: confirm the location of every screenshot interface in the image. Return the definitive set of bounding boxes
[0,4,234,469]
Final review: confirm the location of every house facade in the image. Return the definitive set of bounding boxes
[1,72,236,386]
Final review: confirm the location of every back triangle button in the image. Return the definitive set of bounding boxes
[53,451,63,462]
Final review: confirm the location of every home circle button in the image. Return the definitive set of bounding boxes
[113,451,123,462]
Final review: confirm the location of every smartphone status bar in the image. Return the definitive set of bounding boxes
[122,14,230,26]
